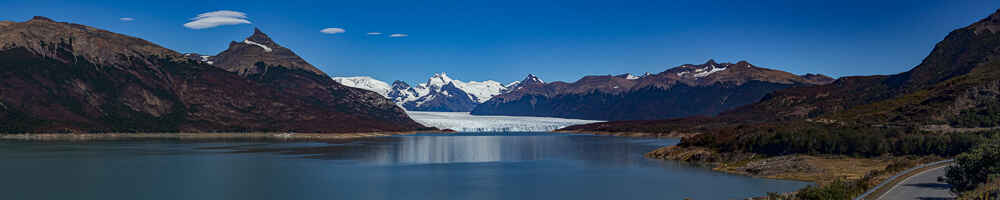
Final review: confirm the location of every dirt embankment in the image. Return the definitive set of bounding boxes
[646,146,907,184]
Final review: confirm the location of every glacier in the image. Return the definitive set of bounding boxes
[407,111,603,132]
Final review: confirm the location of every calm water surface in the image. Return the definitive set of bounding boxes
[0,133,809,199]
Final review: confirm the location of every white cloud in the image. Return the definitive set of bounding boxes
[389,33,408,38]
[320,28,346,34]
[119,17,134,22]
[367,32,383,35]
[193,10,246,19]
[183,10,251,29]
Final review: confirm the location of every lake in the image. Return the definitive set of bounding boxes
[0,133,809,199]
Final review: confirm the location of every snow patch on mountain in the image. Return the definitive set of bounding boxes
[407,111,603,132]
[504,81,521,88]
[455,80,507,103]
[332,76,392,97]
[243,40,272,52]
[525,74,544,83]
[693,64,727,78]
[674,64,727,78]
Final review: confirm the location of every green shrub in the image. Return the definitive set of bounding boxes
[794,179,866,200]
[958,177,999,200]
[951,102,1000,128]
[683,123,990,158]
[946,138,1000,193]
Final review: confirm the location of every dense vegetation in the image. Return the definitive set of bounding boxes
[951,102,1000,128]
[777,135,998,199]
[958,178,999,200]
[946,137,1000,194]
[791,179,865,200]
[681,122,991,157]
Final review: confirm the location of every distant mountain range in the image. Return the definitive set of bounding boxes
[564,9,1000,133]
[333,60,833,121]
[471,60,834,121]
[333,73,518,112]
[0,17,427,133]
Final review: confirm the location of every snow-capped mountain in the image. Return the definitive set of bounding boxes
[332,72,518,112]
[614,73,643,80]
[472,60,836,121]
[331,76,393,97]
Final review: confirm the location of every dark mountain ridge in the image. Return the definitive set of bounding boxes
[472,60,833,121]
[0,17,427,133]
[715,8,1000,126]
[563,9,1000,140]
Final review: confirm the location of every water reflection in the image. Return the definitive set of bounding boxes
[230,133,671,167]
[0,133,812,200]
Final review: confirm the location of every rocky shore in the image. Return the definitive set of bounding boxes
[0,131,451,142]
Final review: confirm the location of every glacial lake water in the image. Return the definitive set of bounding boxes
[0,133,809,199]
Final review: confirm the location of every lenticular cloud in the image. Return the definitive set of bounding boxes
[183,10,252,29]
[320,28,346,34]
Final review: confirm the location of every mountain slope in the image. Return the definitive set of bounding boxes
[0,17,427,133]
[563,9,1000,144]
[473,61,833,121]
[714,9,1000,127]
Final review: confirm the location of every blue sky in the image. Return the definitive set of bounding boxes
[4,0,1000,84]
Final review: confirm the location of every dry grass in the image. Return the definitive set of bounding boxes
[716,155,892,184]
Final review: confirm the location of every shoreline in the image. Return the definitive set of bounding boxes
[561,130,900,183]
[0,130,450,142]
[644,145,947,199]
[552,130,700,138]
[554,130,955,199]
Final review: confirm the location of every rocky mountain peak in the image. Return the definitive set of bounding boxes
[704,59,718,66]
[429,72,454,84]
[29,16,53,22]
[391,80,411,89]
[210,28,326,76]
[248,28,275,45]
[522,74,544,84]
